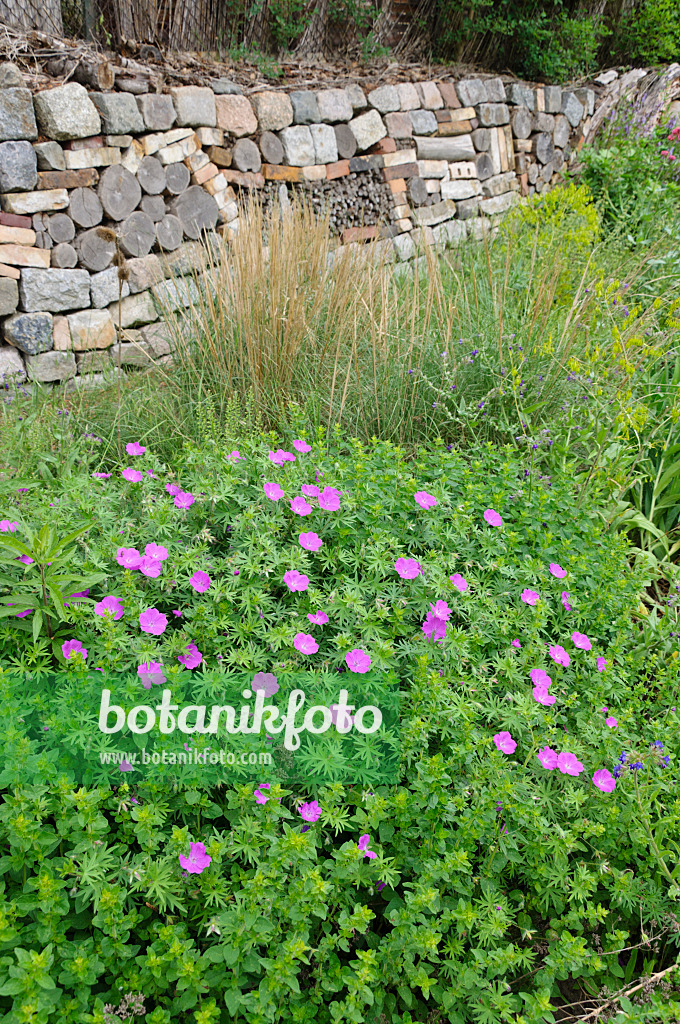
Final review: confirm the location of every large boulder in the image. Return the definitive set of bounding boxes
[33,83,101,141]
[3,311,53,354]
[0,88,38,141]
[19,268,91,313]
[91,93,144,135]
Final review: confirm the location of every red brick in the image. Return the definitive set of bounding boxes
[0,212,32,229]
[221,169,264,188]
[326,159,350,180]
[37,168,99,190]
[387,177,406,193]
[369,137,396,155]
[382,162,418,181]
[262,164,304,182]
[438,82,461,109]
[66,136,103,151]
[341,225,379,244]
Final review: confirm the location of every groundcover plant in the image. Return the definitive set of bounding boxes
[0,433,679,1024]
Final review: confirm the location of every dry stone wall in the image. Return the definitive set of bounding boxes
[0,65,603,388]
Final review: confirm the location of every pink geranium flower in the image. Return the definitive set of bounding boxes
[179,841,211,874]
[145,542,168,561]
[605,716,617,728]
[395,557,421,580]
[533,687,556,706]
[493,731,517,754]
[307,611,329,625]
[319,487,341,511]
[345,648,371,673]
[122,468,143,483]
[572,631,592,650]
[549,563,567,578]
[92,472,111,479]
[422,610,447,642]
[138,661,166,688]
[293,439,311,453]
[190,570,211,593]
[449,573,468,592]
[548,644,570,667]
[415,491,437,510]
[284,570,309,592]
[139,608,168,635]
[139,556,162,578]
[299,800,322,822]
[301,484,320,497]
[537,746,558,769]
[597,657,607,672]
[357,833,377,859]
[556,751,584,776]
[126,442,146,456]
[264,482,284,501]
[0,520,18,532]
[521,589,540,606]
[511,639,521,648]
[561,592,571,611]
[483,508,502,527]
[593,769,616,793]
[252,673,279,696]
[269,449,295,466]
[530,668,552,688]
[228,450,243,460]
[299,532,322,551]
[117,547,142,570]
[62,638,87,661]
[17,554,33,564]
[174,491,195,509]
[294,633,318,655]
[94,595,124,620]
[254,783,270,804]
[291,496,313,516]
[178,643,203,669]
[166,483,181,496]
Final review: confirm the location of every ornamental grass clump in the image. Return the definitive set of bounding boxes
[0,436,679,1022]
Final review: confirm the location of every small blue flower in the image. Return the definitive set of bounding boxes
[612,766,622,778]
[653,740,664,749]
[631,761,644,770]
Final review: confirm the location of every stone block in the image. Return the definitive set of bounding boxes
[152,277,200,312]
[33,141,65,171]
[19,268,90,312]
[417,82,444,109]
[561,91,584,127]
[0,277,18,314]
[456,79,488,107]
[140,320,173,355]
[412,199,457,226]
[432,219,466,246]
[111,339,154,367]
[437,83,461,108]
[66,309,116,350]
[478,191,518,215]
[0,63,23,88]
[206,144,233,168]
[34,83,100,141]
[250,92,293,132]
[0,88,37,141]
[414,135,475,161]
[109,290,158,328]
[480,171,517,197]
[126,254,164,293]
[507,83,535,109]
[90,267,130,308]
[449,159,479,179]
[485,78,507,102]
[410,110,437,134]
[26,349,75,381]
[345,84,367,110]
[76,349,111,372]
[136,93,176,131]
[0,141,37,192]
[212,79,242,95]
[349,109,387,151]
[290,90,319,125]
[279,125,315,166]
[544,86,563,114]
[91,93,144,135]
[141,127,193,156]
[215,95,258,136]
[441,179,480,200]
[397,83,420,111]
[195,128,223,147]
[383,148,416,166]
[310,123,338,163]
[392,232,415,261]
[456,196,479,219]
[478,104,510,127]
[105,135,133,148]
[0,343,25,380]
[3,310,52,353]
[385,111,411,137]
[170,86,216,128]
[417,159,448,178]
[161,241,205,278]
[367,85,400,113]
[316,89,353,122]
